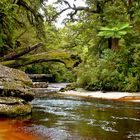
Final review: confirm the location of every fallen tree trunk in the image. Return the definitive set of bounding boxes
[1,42,44,61]
[0,51,81,68]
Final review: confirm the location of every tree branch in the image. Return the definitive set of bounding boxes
[48,1,102,22]
[16,0,42,19]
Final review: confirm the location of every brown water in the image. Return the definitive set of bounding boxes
[0,118,40,140]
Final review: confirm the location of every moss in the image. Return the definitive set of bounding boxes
[0,65,32,86]
[0,51,81,69]
[0,97,24,104]
[0,97,32,117]
[1,80,34,101]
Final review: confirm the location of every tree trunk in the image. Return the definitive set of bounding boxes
[108,37,112,49]
[128,0,132,7]
[111,38,119,51]
[0,51,81,69]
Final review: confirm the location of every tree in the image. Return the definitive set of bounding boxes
[0,0,81,70]
[98,23,132,50]
[54,0,140,91]
[0,0,45,55]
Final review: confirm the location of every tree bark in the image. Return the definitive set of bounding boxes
[2,42,44,61]
[111,38,119,51]
[108,37,112,49]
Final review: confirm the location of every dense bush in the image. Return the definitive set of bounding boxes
[24,63,75,83]
[76,45,140,92]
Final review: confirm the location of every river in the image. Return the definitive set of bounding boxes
[24,83,140,140]
[1,83,139,140]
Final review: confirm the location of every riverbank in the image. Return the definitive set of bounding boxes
[32,83,140,102]
[59,88,140,102]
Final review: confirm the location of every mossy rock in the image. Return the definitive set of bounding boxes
[0,65,34,101]
[0,80,34,101]
[0,97,32,117]
[0,97,25,104]
[0,65,32,86]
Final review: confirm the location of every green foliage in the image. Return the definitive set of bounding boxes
[25,63,75,82]
[0,1,18,52]
[0,0,45,56]
[77,45,140,92]
[1,0,140,92]
[55,0,140,91]
[98,23,132,39]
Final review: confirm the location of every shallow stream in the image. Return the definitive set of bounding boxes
[0,84,140,140]
[27,83,140,140]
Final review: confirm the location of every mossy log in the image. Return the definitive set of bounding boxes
[0,51,81,68]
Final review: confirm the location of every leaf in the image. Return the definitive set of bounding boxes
[100,27,114,31]
[118,23,132,31]
[118,31,127,36]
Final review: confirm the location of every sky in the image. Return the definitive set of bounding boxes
[46,0,86,27]
[47,0,86,7]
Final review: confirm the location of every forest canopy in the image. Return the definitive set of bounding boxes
[0,0,140,91]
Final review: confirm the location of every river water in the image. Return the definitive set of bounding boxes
[0,84,139,140]
[24,83,140,140]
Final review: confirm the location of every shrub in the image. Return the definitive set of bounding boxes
[76,46,140,92]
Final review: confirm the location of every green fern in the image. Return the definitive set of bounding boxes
[98,23,132,38]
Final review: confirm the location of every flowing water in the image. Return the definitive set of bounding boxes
[1,83,140,140]
[29,84,140,140]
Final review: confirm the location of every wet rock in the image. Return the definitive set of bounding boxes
[60,83,76,92]
[0,97,32,117]
[28,74,52,82]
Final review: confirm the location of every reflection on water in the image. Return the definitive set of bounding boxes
[0,118,40,140]
[30,93,140,140]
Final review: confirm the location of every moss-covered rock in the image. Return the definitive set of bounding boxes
[0,97,32,117]
[0,65,32,86]
[0,65,34,101]
[0,65,34,117]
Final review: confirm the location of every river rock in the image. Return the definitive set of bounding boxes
[0,97,32,117]
[0,65,32,86]
[0,65,34,117]
[0,65,34,101]
[33,82,48,88]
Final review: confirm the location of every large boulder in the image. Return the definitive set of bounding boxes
[0,65,34,101]
[0,65,34,117]
[0,65,32,86]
